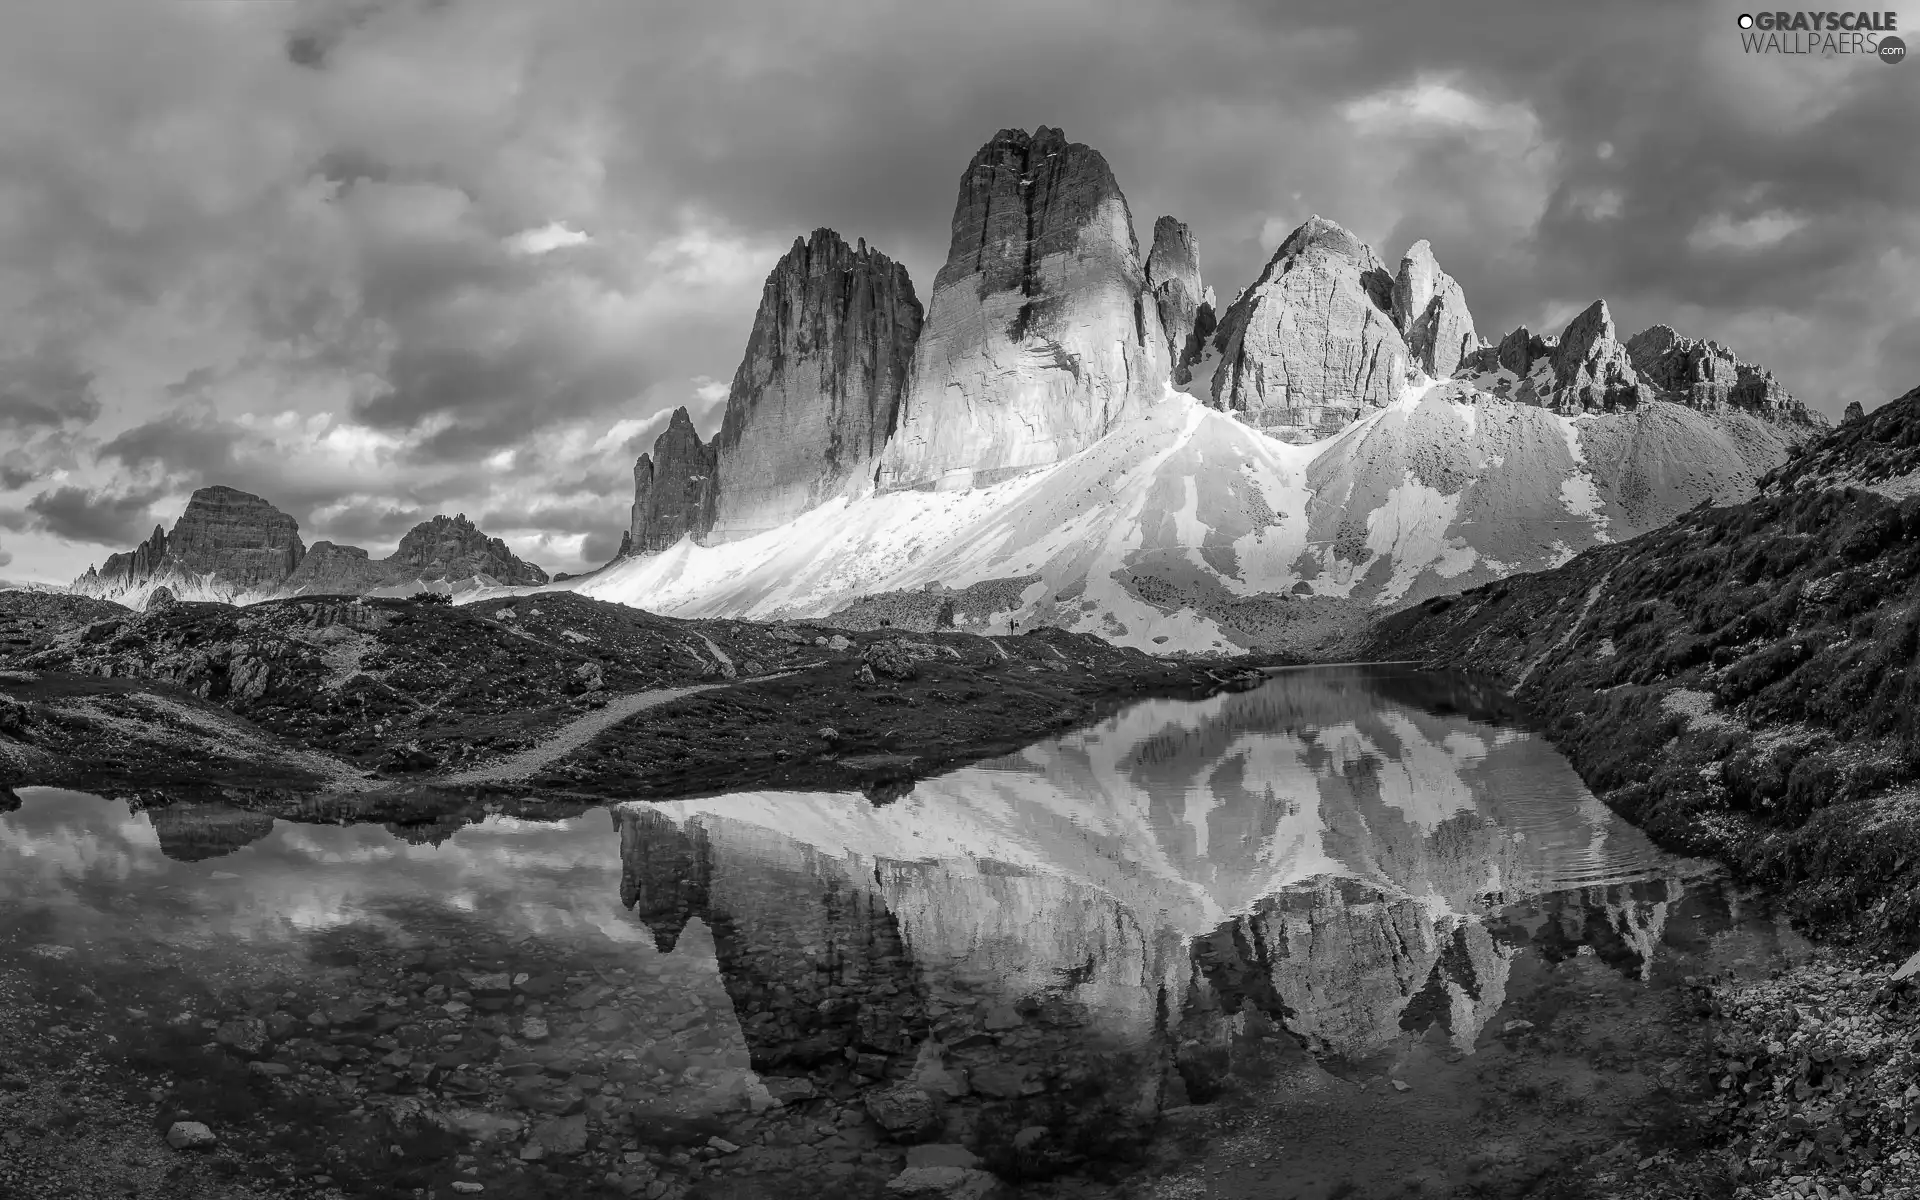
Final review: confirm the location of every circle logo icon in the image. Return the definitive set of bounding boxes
[1881,34,1908,63]
[1737,13,1754,28]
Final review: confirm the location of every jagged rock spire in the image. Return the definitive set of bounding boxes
[709,228,922,542]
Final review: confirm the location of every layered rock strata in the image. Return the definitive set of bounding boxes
[708,230,923,542]
[72,486,306,602]
[878,126,1168,491]
[1208,217,1411,442]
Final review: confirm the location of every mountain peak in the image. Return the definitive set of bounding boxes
[1208,216,1409,441]
[878,124,1165,491]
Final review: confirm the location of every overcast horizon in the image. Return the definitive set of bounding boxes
[0,0,1915,585]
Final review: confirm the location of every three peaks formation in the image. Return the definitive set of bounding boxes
[74,126,1825,652]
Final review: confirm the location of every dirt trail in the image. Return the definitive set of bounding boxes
[441,683,731,784]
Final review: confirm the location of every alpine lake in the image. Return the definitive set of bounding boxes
[0,667,1815,1200]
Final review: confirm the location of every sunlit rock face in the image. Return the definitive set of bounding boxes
[1391,239,1476,379]
[709,230,923,542]
[1208,217,1411,442]
[878,126,1168,492]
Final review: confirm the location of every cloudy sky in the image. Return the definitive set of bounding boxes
[0,0,1914,583]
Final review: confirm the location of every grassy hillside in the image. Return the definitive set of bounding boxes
[1364,386,1920,949]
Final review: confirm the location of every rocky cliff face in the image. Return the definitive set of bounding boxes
[1390,240,1476,379]
[878,126,1168,492]
[83,524,169,596]
[279,542,382,595]
[709,230,923,542]
[165,486,307,589]
[1624,324,1815,425]
[630,408,719,554]
[1209,217,1411,442]
[1146,216,1214,386]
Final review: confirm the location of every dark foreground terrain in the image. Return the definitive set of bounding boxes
[0,588,1279,824]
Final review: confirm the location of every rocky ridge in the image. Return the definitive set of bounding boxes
[72,489,546,606]
[284,514,548,597]
[708,229,923,543]
[1463,301,1826,433]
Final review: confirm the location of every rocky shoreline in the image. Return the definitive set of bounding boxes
[0,589,1286,820]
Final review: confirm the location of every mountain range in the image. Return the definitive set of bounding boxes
[67,486,547,608]
[48,125,1825,648]
[517,126,1816,653]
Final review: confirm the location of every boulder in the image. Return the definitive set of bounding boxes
[165,1121,217,1151]
[864,640,919,682]
[906,1145,983,1170]
[879,126,1168,491]
[710,229,923,541]
[144,585,178,612]
[886,1166,1006,1199]
[1209,216,1411,442]
[864,1082,941,1141]
[1845,401,1866,423]
[530,1113,589,1156]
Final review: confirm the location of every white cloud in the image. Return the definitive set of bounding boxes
[1342,77,1537,136]
[1688,210,1808,252]
[506,222,592,256]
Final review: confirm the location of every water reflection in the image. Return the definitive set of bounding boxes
[0,667,1784,1198]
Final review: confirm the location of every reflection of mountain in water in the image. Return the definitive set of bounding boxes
[617,668,1691,1081]
[146,803,277,862]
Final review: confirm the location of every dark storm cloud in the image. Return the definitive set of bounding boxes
[99,415,242,481]
[0,354,101,432]
[0,0,1914,580]
[11,484,167,547]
